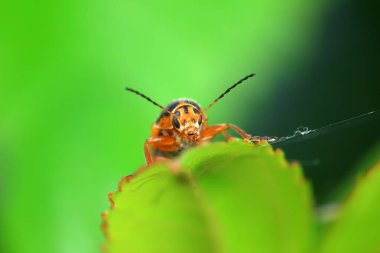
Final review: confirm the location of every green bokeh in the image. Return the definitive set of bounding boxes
[0,0,343,253]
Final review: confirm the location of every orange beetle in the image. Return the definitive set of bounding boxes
[126,74,276,165]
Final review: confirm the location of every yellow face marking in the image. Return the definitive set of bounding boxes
[174,106,202,129]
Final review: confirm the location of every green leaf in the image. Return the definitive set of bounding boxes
[319,161,380,253]
[102,141,315,253]
[326,140,380,204]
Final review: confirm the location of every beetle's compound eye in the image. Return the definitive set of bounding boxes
[173,117,181,129]
[198,116,202,125]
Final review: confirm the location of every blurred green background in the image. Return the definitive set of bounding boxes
[0,0,379,252]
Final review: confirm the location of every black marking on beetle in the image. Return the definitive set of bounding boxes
[183,106,189,114]
[193,108,200,114]
[183,99,201,110]
[156,111,170,123]
[174,111,181,116]
[167,100,181,112]
[173,117,180,128]
[198,116,203,125]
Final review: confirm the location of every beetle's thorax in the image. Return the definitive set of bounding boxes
[171,103,204,145]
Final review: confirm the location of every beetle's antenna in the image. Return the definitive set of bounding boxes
[125,87,170,113]
[203,73,256,112]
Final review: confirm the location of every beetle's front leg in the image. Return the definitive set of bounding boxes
[200,124,276,143]
[144,136,179,165]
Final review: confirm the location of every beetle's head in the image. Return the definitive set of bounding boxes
[171,104,203,144]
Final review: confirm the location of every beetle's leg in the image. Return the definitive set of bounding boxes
[201,124,249,142]
[201,124,275,143]
[221,131,234,141]
[144,136,179,165]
